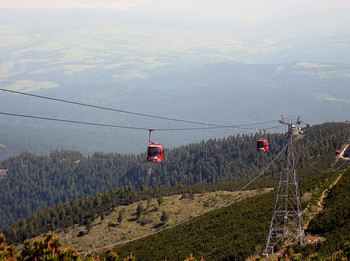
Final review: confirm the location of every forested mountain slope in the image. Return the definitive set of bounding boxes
[0,122,349,229]
[1,169,349,261]
[1,159,349,260]
[2,168,346,259]
[111,169,350,260]
[304,168,350,257]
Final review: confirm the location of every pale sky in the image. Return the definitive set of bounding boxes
[1,0,349,24]
[0,0,136,10]
[1,0,349,64]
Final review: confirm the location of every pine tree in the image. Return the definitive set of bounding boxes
[157,196,164,206]
[118,209,126,223]
[136,203,144,220]
[160,210,169,224]
[85,219,93,233]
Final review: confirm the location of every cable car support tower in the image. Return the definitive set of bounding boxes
[264,116,304,255]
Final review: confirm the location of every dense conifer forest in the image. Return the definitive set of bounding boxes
[0,122,349,231]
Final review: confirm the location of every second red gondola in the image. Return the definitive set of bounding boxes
[257,139,269,152]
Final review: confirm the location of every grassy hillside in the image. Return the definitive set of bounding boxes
[54,188,271,252]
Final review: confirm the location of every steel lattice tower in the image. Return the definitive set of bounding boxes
[265,116,305,255]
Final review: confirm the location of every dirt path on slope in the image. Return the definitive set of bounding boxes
[304,172,343,228]
[305,144,350,227]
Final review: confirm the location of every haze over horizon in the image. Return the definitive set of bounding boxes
[0,0,349,157]
[1,0,349,62]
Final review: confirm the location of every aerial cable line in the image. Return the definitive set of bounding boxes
[0,111,215,131]
[0,111,282,132]
[0,88,277,129]
[80,143,288,254]
[0,112,148,131]
[255,125,285,131]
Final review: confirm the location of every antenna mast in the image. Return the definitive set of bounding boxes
[264,115,304,255]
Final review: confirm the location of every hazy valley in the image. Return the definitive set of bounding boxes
[1,9,350,159]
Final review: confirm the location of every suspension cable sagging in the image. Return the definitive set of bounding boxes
[0,88,278,130]
[0,111,282,132]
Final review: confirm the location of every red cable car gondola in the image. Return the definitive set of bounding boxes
[257,129,269,152]
[257,138,269,152]
[147,129,164,162]
[147,143,164,162]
